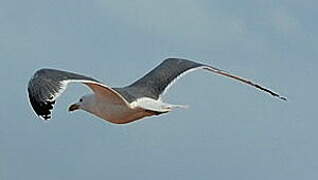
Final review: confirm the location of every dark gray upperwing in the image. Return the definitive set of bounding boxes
[123,58,287,101]
[123,58,204,100]
[27,68,99,120]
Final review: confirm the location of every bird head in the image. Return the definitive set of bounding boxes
[68,94,94,112]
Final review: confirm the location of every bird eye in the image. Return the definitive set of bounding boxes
[79,98,83,102]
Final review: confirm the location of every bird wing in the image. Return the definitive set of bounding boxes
[27,68,129,120]
[126,58,286,101]
[203,66,287,101]
[83,83,129,105]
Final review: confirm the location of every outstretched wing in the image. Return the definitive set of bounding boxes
[27,68,129,120]
[126,58,286,100]
[203,66,287,101]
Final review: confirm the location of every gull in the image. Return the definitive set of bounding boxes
[27,58,286,124]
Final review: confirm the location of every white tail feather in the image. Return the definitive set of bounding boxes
[130,97,188,112]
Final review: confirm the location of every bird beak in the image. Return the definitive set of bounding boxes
[68,103,80,112]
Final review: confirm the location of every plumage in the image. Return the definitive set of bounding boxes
[27,58,286,124]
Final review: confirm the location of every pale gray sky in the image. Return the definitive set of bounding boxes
[1,0,317,179]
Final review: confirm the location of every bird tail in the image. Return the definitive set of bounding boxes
[165,104,189,110]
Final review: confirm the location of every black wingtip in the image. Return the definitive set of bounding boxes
[279,96,287,101]
[41,114,52,120]
[28,93,55,120]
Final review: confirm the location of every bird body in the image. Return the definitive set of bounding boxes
[27,58,286,124]
[78,95,173,124]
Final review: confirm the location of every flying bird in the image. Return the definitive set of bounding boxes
[28,58,286,124]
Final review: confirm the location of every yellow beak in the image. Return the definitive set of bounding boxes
[68,103,80,112]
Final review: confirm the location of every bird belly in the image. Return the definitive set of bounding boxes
[91,100,154,124]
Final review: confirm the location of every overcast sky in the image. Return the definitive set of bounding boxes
[1,0,317,179]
